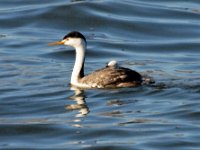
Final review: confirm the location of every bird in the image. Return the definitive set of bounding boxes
[49,31,143,89]
[106,60,119,68]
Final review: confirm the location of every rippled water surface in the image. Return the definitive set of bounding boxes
[1,0,200,149]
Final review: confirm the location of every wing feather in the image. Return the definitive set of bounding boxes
[80,67,142,88]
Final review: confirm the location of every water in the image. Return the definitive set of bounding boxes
[0,0,200,149]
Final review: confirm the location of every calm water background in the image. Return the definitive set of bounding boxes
[1,0,200,149]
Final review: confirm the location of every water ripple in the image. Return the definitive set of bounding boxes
[0,0,200,149]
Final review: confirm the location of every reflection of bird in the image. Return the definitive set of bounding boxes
[66,88,89,117]
[49,31,142,88]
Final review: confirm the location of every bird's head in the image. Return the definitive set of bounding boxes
[49,31,86,48]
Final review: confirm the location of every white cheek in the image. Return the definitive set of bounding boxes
[63,38,83,47]
[64,42,68,45]
[64,40,72,46]
[73,39,81,45]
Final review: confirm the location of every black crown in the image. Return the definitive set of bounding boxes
[63,31,86,43]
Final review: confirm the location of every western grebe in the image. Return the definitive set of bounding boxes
[49,31,143,88]
[106,60,119,68]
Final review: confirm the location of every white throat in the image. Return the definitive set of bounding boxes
[70,41,86,86]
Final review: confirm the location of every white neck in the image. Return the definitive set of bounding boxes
[70,42,86,85]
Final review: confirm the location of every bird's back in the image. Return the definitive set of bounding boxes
[80,66,142,88]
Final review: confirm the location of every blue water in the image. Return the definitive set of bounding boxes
[0,0,200,149]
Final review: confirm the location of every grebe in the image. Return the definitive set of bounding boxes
[106,60,119,68]
[49,31,142,88]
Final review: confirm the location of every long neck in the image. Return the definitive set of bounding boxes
[70,43,86,85]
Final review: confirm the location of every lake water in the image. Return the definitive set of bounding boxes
[0,0,200,149]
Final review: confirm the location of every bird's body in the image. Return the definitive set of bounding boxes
[49,31,143,89]
[79,66,142,88]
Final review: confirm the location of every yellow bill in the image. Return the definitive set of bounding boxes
[48,41,64,46]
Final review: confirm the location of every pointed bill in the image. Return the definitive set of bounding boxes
[48,41,64,46]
